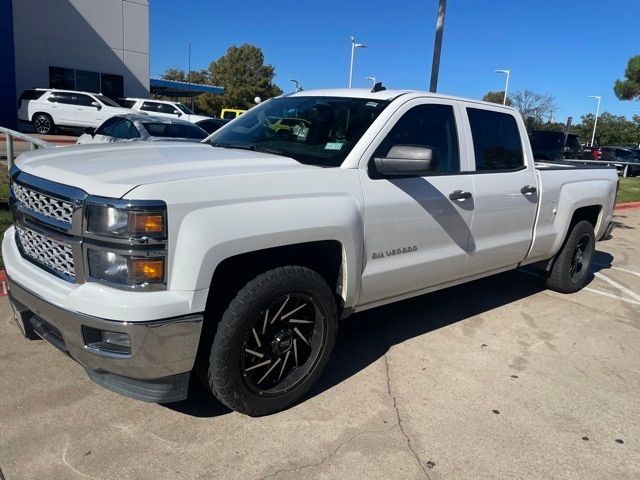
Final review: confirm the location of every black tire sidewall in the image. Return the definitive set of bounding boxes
[548,220,595,293]
[208,266,338,416]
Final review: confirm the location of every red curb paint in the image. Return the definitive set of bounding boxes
[0,270,7,297]
[615,201,640,211]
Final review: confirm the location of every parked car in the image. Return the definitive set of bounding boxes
[195,117,228,134]
[77,114,208,144]
[6,89,617,416]
[17,88,134,135]
[220,108,246,120]
[124,98,212,124]
[601,146,640,176]
[529,130,585,160]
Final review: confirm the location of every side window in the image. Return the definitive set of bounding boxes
[95,117,119,135]
[110,119,137,139]
[49,92,75,105]
[128,120,141,138]
[373,103,460,173]
[74,94,95,107]
[467,108,524,171]
[157,103,178,114]
[141,102,159,112]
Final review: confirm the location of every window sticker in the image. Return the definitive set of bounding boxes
[325,142,344,150]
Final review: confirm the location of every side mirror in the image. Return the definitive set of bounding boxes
[83,127,95,137]
[174,110,182,116]
[91,101,102,110]
[374,145,440,176]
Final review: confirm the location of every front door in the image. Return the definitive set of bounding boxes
[358,99,475,306]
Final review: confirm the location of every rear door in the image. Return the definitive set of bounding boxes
[358,98,475,305]
[461,105,538,277]
[45,92,75,125]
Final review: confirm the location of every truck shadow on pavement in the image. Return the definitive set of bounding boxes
[166,251,614,418]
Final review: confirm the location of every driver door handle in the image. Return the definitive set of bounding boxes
[449,190,472,201]
[521,185,537,195]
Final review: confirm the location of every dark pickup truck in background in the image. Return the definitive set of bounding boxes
[529,130,585,160]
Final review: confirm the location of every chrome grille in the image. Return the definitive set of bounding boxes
[12,182,74,225]
[16,226,75,280]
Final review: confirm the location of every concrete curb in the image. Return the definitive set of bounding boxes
[615,201,640,211]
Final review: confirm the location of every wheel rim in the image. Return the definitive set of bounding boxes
[240,293,326,396]
[34,116,50,133]
[569,234,592,280]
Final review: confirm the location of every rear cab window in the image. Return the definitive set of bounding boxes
[466,108,524,171]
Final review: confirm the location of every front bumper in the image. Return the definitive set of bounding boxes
[8,278,203,403]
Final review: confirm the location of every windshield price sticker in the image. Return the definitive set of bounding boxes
[324,142,344,150]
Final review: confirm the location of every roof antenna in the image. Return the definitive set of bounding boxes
[371,82,386,93]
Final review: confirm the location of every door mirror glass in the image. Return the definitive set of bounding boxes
[374,145,440,176]
[91,101,102,110]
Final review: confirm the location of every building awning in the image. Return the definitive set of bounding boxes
[150,78,224,97]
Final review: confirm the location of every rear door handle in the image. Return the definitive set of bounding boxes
[521,185,537,195]
[449,190,472,201]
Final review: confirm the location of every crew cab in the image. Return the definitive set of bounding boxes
[4,89,617,416]
[17,88,134,134]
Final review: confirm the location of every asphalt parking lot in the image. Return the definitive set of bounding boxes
[1,209,639,480]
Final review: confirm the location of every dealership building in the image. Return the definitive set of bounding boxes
[0,0,151,128]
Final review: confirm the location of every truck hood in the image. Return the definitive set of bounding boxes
[15,142,316,198]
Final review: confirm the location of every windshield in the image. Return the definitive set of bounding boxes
[176,103,195,114]
[142,122,207,139]
[95,94,120,107]
[207,96,390,167]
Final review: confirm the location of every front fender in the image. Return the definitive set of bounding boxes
[170,195,364,307]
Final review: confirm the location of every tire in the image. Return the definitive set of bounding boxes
[545,220,595,293]
[207,266,338,416]
[32,113,55,135]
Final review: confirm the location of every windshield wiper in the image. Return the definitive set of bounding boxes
[210,142,283,156]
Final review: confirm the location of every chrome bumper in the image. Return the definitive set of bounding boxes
[8,278,203,403]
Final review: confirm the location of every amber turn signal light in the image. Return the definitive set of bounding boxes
[128,258,165,283]
[128,213,165,235]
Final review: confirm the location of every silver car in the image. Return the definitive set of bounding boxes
[77,113,208,144]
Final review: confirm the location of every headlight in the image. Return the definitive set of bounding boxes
[86,204,166,238]
[83,199,168,290]
[87,249,165,286]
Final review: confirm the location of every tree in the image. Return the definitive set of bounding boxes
[509,90,557,122]
[614,55,640,100]
[574,112,640,146]
[482,90,512,106]
[197,44,283,117]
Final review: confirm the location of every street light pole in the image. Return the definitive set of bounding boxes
[348,36,367,88]
[366,76,376,88]
[495,69,510,105]
[588,95,601,147]
[429,0,447,92]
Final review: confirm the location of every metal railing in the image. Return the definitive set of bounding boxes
[560,157,638,178]
[0,126,56,170]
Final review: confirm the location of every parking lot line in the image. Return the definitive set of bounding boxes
[593,272,640,302]
[583,287,640,306]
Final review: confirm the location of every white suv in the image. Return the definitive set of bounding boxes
[123,98,213,124]
[17,89,134,135]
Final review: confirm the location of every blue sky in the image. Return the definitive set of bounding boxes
[150,0,640,123]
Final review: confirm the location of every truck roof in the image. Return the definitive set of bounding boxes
[289,88,520,113]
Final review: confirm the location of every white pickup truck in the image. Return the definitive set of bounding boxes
[4,88,617,416]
